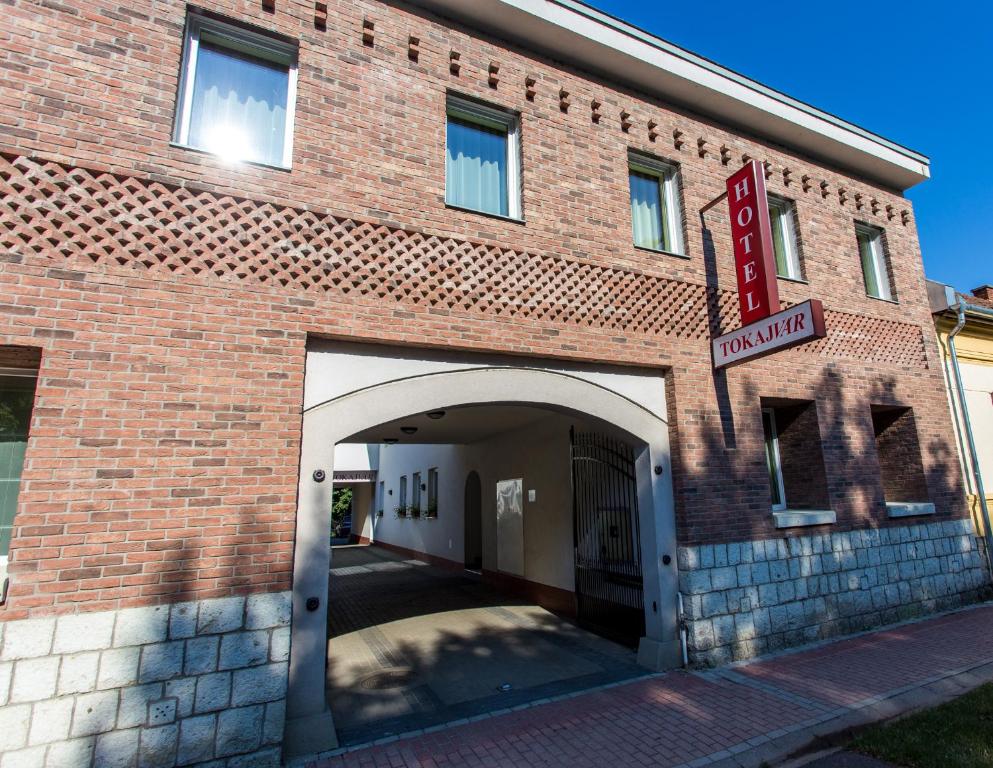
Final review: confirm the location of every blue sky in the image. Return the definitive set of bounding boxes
[588,0,991,293]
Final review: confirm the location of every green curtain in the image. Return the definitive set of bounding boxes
[446,116,509,216]
[629,170,669,251]
[858,230,881,297]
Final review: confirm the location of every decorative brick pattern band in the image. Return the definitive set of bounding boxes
[0,153,926,368]
[678,519,987,666]
[0,592,290,767]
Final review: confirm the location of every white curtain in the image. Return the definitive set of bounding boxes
[629,171,669,251]
[189,42,288,166]
[446,117,508,216]
[858,231,881,297]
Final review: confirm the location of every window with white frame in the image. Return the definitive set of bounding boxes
[856,224,893,301]
[761,408,787,511]
[0,369,37,577]
[628,153,684,255]
[412,471,422,513]
[398,475,407,513]
[173,12,298,168]
[445,95,521,219]
[427,468,438,517]
[768,196,801,280]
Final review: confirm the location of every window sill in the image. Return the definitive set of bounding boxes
[886,501,936,518]
[777,275,808,285]
[445,203,525,225]
[634,244,690,260]
[169,142,292,172]
[772,509,836,528]
[866,293,899,305]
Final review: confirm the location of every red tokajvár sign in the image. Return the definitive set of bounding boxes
[712,299,826,368]
[710,161,827,368]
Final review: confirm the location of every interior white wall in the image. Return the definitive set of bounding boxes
[474,413,582,592]
[333,442,379,472]
[368,443,470,563]
[359,411,589,592]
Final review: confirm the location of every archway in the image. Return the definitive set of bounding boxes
[284,363,680,756]
[463,470,482,570]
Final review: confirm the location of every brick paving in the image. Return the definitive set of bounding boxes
[304,603,993,768]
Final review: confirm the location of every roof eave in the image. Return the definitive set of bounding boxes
[410,0,930,191]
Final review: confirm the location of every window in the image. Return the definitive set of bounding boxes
[398,475,407,513]
[0,371,37,568]
[445,95,521,219]
[760,400,832,520]
[871,406,930,507]
[629,154,684,255]
[856,224,893,301]
[768,196,801,280]
[412,471,422,513]
[174,12,298,168]
[762,409,787,511]
[427,468,438,517]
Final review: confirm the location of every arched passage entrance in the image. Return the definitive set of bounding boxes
[284,362,680,756]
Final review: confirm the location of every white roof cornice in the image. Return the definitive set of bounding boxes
[410,0,929,191]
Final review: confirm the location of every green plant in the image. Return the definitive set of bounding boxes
[409,505,421,518]
[426,499,438,518]
[393,505,407,518]
[330,487,353,537]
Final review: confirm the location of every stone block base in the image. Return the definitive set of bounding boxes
[677,519,989,666]
[0,592,291,767]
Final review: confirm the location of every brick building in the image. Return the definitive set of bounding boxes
[0,0,986,765]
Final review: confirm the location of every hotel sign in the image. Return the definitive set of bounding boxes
[712,299,826,368]
[726,160,779,326]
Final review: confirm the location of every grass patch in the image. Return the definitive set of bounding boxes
[851,682,993,767]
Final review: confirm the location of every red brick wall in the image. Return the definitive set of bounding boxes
[872,407,931,503]
[772,402,831,511]
[0,0,966,617]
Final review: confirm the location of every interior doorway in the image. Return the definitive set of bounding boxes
[463,470,482,570]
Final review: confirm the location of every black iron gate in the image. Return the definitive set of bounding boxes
[570,428,645,647]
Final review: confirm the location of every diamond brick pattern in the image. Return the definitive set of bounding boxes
[0,153,925,367]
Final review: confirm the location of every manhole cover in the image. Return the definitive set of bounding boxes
[359,668,416,690]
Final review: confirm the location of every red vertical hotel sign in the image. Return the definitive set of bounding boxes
[726,160,779,325]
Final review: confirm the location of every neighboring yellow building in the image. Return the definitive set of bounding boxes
[929,280,993,537]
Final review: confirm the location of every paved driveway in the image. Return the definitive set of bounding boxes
[326,545,646,745]
[308,598,993,768]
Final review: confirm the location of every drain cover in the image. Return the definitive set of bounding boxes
[359,668,416,690]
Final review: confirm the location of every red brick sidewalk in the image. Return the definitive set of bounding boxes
[303,605,993,768]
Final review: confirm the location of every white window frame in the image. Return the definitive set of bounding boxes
[0,368,38,571]
[445,94,522,220]
[762,408,788,512]
[412,471,422,511]
[427,467,438,516]
[628,152,685,257]
[173,12,298,169]
[856,224,893,301]
[768,195,802,280]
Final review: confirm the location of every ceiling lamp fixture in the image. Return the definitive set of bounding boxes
[426,411,446,420]
[383,437,399,444]
[400,426,418,435]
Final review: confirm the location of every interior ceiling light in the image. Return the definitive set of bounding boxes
[400,426,418,434]
[383,437,399,444]
[426,410,446,420]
